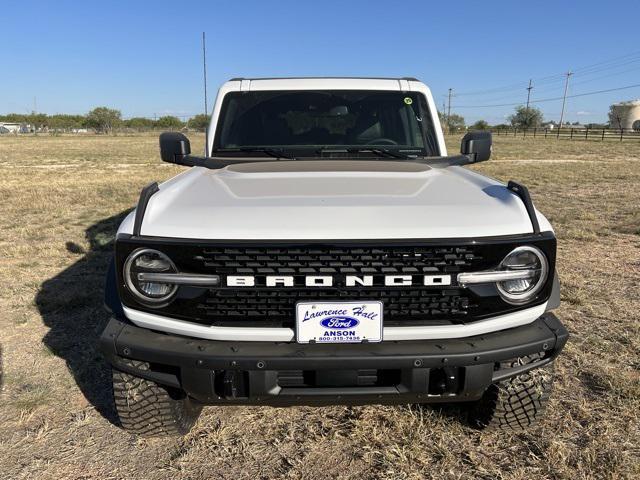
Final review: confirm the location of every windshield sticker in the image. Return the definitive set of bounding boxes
[404,97,413,105]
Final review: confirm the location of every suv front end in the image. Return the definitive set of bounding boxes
[100,77,567,436]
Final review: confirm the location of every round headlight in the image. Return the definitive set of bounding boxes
[496,246,548,304]
[124,248,178,305]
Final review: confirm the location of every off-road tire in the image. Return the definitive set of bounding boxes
[467,354,554,431]
[112,360,202,437]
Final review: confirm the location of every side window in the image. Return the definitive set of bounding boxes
[218,98,241,146]
[418,95,440,155]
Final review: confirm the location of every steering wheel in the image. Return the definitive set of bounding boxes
[366,138,398,146]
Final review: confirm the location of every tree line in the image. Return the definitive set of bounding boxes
[3,104,621,135]
[0,107,209,133]
[439,105,548,132]
[439,104,616,133]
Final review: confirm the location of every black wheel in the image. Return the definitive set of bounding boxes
[111,360,202,437]
[467,354,554,431]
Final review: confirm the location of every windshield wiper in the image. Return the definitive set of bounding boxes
[314,147,411,159]
[240,147,296,159]
[345,147,410,159]
[211,147,297,160]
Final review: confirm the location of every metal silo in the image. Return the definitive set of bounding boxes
[609,100,640,130]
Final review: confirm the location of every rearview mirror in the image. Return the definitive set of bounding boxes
[460,131,492,162]
[160,132,191,163]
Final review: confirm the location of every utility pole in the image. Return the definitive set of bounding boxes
[202,32,209,156]
[559,71,573,128]
[447,88,453,132]
[525,79,533,128]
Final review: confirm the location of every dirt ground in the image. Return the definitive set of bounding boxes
[0,133,638,480]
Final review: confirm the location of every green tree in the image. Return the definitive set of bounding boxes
[155,116,184,129]
[27,113,48,130]
[0,113,28,123]
[187,114,209,131]
[125,117,156,130]
[470,120,489,130]
[48,114,86,130]
[85,107,122,133]
[508,105,543,128]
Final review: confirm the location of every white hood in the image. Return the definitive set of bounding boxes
[119,161,551,240]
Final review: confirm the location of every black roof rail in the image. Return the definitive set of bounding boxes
[226,76,422,82]
[507,181,540,234]
[133,182,159,236]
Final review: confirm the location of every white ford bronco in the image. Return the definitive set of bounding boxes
[101,77,567,436]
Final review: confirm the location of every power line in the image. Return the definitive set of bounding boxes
[570,50,640,75]
[453,50,640,98]
[563,63,640,89]
[455,74,565,97]
[499,61,640,99]
[453,82,640,108]
[455,79,555,97]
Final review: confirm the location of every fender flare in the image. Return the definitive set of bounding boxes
[104,257,125,318]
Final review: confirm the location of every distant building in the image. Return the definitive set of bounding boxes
[609,100,640,130]
[0,122,30,133]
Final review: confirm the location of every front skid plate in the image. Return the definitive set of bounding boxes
[100,313,567,405]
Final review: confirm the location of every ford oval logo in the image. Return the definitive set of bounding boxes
[320,316,360,329]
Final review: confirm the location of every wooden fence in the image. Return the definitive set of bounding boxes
[491,127,640,141]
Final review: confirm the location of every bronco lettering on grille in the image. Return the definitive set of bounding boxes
[226,275,452,287]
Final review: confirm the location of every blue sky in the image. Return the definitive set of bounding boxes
[3,0,640,124]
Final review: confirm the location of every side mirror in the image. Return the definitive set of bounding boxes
[160,132,191,163]
[461,131,492,162]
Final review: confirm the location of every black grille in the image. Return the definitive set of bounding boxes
[195,246,479,276]
[188,245,480,326]
[115,234,557,328]
[197,288,471,327]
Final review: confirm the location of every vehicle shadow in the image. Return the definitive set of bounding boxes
[36,210,132,425]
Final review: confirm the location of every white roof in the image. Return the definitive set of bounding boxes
[222,77,423,92]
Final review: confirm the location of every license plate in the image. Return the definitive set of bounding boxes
[295,301,383,344]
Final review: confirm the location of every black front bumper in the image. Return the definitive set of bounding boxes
[100,314,568,406]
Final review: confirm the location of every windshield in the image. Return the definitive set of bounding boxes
[213,90,440,157]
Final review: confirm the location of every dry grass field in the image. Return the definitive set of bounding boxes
[0,133,638,479]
